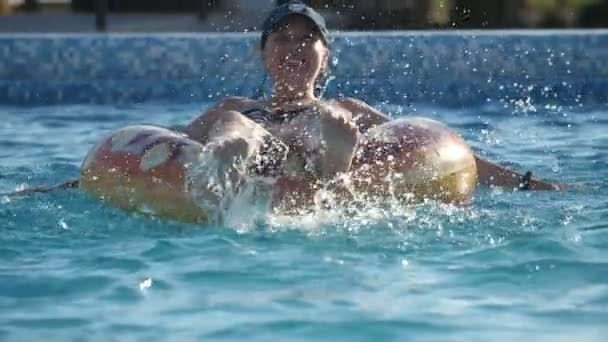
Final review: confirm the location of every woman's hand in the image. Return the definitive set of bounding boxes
[316,103,360,179]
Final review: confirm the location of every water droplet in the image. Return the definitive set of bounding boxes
[139,278,153,292]
[58,219,69,230]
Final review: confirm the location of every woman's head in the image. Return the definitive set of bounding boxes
[260,1,330,99]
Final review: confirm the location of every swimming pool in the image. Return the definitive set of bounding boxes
[1,32,607,340]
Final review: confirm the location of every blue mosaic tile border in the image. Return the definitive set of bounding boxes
[1,31,607,105]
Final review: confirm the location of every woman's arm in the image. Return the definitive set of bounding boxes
[335,97,561,191]
[317,103,360,179]
[474,156,561,190]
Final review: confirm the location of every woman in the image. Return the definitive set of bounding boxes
[76,1,558,222]
[183,2,556,198]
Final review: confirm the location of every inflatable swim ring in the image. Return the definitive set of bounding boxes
[80,118,477,223]
[350,117,477,204]
[80,125,212,223]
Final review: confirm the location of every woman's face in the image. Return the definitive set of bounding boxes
[262,16,328,93]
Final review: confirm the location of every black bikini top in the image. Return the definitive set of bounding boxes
[241,105,323,179]
[241,105,319,125]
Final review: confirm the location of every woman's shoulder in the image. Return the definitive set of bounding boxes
[323,97,391,131]
[324,97,374,111]
[215,96,262,111]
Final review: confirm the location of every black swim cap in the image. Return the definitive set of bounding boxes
[260,1,329,49]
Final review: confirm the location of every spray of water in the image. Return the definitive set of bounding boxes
[188,157,481,236]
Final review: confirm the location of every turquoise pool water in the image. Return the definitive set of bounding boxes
[1,100,606,340]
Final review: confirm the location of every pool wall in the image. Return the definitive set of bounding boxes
[1,31,607,106]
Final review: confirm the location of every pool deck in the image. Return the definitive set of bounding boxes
[0,11,266,33]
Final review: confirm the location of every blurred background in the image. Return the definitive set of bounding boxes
[0,0,607,32]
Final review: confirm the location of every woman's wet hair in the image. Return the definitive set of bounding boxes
[260,0,328,49]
